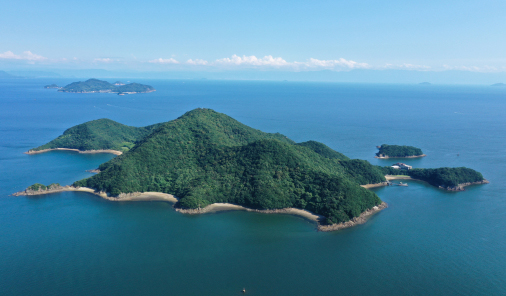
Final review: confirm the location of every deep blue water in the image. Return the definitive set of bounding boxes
[1,79,505,295]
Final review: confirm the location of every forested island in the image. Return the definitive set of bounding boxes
[380,166,488,190]
[376,144,425,158]
[58,79,155,94]
[18,109,488,230]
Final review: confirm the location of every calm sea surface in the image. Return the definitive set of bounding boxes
[1,79,505,295]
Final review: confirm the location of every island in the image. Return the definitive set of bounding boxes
[44,84,61,89]
[419,82,431,85]
[379,166,488,191]
[376,144,426,158]
[58,78,155,94]
[491,83,506,87]
[16,108,488,231]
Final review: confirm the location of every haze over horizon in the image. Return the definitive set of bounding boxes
[2,0,506,84]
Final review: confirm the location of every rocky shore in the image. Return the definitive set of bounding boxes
[317,202,388,232]
[176,203,324,223]
[439,180,490,191]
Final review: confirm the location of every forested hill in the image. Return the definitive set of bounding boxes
[29,119,163,152]
[377,144,424,157]
[73,108,385,225]
[59,79,155,93]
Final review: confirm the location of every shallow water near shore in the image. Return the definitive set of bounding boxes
[1,79,506,295]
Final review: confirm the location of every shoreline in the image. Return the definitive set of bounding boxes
[12,186,177,202]
[175,203,324,223]
[317,202,388,232]
[25,148,123,156]
[11,186,388,231]
[375,154,426,159]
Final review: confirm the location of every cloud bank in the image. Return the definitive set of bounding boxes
[0,51,47,61]
[1,50,503,73]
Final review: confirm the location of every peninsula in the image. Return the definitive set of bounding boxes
[58,78,155,94]
[376,144,425,158]
[18,108,488,230]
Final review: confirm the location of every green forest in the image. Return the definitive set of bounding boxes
[73,108,384,224]
[30,119,163,152]
[377,144,424,157]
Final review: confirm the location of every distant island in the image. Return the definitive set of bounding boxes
[419,82,431,85]
[376,144,425,158]
[58,78,155,94]
[44,84,61,89]
[16,109,487,231]
[491,83,506,87]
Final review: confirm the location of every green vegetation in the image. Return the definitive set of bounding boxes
[28,183,60,191]
[59,79,155,93]
[379,166,485,188]
[72,108,384,224]
[377,144,424,157]
[30,119,162,152]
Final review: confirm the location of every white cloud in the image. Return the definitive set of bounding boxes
[186,58,209,65]
[0,50,47,61]
[148,58,179,64]
[300,58,370,69]
[94,58,115,63]
[215,55,289,67]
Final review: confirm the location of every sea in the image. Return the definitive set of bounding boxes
[1,79,505,295]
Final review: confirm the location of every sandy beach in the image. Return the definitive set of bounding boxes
[375,154,426,159]
[13,186,390,231]
[176,203,323,222]
[25,148,123,156]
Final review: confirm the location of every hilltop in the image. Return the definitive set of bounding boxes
[28,119,163,153]
[59,78,155,94]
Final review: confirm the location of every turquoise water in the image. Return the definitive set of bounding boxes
[1,79,505,295]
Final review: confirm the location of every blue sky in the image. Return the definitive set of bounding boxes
[1,0,506,78]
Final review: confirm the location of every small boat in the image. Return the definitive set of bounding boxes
[397,182,408,187]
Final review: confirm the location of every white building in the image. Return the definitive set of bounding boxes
[391,162,412,170]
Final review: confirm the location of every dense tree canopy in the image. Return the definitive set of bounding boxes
[377,144,424,157]
[72,108,384,224]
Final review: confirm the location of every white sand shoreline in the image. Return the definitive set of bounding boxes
[25,148,123,155]
[375,154,426,159]
[12,186,388,231]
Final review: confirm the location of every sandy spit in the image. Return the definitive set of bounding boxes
[25,148,123,155]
